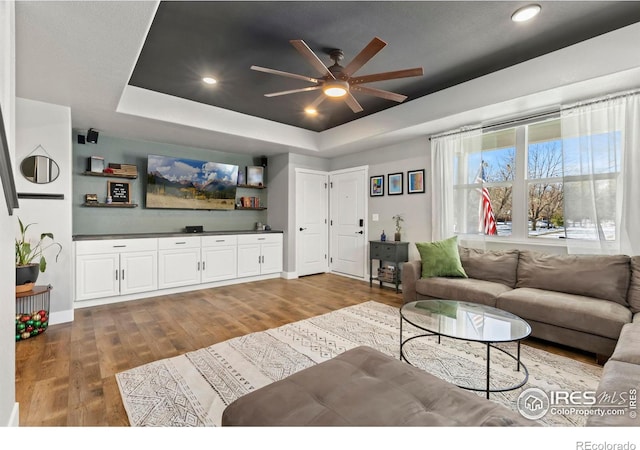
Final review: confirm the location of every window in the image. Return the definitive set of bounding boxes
[452,117,621,241]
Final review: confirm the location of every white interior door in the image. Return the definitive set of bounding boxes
[330,167,367,278]
[296,170,329,276]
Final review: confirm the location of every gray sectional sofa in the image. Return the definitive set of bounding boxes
[402,248,640,359]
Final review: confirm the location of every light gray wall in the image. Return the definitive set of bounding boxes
[16,98,73,320]
[331,137,430,262]
[0,0,17,426]
[72,133,269,235]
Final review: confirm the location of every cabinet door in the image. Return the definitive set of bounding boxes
[120,251,158,295]
[76,253,120,301]
[158,248,201,289]
[201,245,237,282]
[237,243,261,277]
[260,242,283,275]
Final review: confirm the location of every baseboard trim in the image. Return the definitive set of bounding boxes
[49,309,74,325]
[7,402,19,426]
[281,271,298,280]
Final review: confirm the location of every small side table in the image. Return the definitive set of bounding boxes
[15,285,52,341]
[369,241,409,293]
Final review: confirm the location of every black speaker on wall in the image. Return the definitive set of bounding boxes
[87,128,99,144]
[258,155,267,167]
[77,134,86,144]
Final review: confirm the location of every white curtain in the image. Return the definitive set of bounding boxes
[430,127,482,241]
[561,90,640,255]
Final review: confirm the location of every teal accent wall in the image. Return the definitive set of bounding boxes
[72,132,269,235]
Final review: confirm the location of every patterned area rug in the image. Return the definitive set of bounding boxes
[115,301,602,427]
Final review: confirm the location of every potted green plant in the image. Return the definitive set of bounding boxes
[392,214,404,241]
[15,217,62,293]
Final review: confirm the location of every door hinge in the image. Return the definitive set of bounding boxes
[330,219,333,226]
[330,182,333,188]
[324,218,327,224]
[324,182,327,189]
[324,254,327,259]
[330,257,333,263]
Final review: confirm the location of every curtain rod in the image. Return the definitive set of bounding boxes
[429,88,640,141]
[428,109,558,141]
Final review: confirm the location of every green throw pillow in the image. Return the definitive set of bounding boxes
[415,236,468,278]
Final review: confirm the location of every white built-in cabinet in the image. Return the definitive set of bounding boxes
[237,234,283,277]
[201,235,238,282]
[75,233,282,304]
[75,238,158,301]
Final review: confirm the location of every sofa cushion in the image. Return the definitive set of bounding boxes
[416,236,467,278]
[516,251,631,305]
[586,360,640,427]
[458,247,519,288]
[415,277,512,307]
[627,256,640,313]
[496,288,631,339]
[609,323,640,364]
[221,346,536,426]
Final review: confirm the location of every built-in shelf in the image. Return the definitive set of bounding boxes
[237,184,266,189]
[82,202,138,208]
[83,171,138,179]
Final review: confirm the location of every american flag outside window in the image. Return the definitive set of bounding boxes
[476,162,498,235]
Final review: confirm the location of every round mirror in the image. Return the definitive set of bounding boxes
[21,155,60,184]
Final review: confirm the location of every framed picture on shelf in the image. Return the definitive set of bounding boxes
[370,175,384,197]
[407,169,425,194]
[246,166,264,187]
[388,172,403,195]
[107,181,131,203]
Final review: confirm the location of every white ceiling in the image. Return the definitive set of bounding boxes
[15,1,640,159]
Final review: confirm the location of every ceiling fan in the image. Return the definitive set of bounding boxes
[250,37,424,113]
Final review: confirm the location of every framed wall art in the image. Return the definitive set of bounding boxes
[370,175,384,197]
[388,172,403,195]
[407,169,425,194]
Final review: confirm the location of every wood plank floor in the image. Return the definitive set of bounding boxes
[14,273,599,426]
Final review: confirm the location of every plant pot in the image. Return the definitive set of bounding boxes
[394,232,401,242]
[16,264,40,293]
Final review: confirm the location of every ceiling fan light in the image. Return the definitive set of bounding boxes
[304,107,318,115]
[323,80,349,98]
[511,4,541,22]
[202,77,217,85]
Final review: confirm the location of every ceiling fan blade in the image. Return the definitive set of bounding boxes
[344,93,363,113]
[350,68,424,85]
[289,40,335,79]
[351,85,407,103]
[308,93,327,109]
[342,37,387,78]
[264,86,323,97]
[251,65,320,84]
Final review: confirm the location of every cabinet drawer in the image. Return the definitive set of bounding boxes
[201,235,238,247]
[76,238,157,255]
[370,243,398,261]
[237,233,283,245]
[158,236,201,250]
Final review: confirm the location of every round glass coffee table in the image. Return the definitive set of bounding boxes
[400,300,531,399]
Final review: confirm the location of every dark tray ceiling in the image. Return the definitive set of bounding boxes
[129,1,640,132]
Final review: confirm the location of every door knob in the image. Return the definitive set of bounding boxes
[299,227,307,231]
[356,230,363,234]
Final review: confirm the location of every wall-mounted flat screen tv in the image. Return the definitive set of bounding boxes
[146,154,239,210]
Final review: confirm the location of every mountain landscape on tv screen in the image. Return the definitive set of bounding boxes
[146,154,238,210]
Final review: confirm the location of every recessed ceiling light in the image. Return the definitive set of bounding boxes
[304,107,318,115]
[202,77,217,85]
[511,4,541,22]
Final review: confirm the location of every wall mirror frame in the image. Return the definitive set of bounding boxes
[21,153,60,184]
